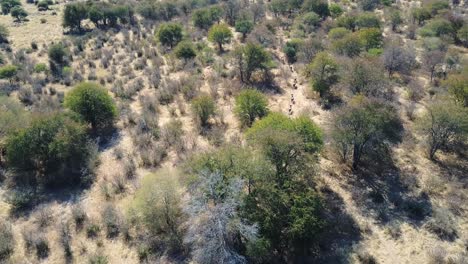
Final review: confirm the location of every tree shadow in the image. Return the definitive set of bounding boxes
[346,147,433,227]
[295,185,362,263]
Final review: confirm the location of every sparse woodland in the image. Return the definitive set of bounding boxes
[0,0,467,263]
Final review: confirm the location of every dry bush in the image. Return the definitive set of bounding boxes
[34,205,53,228]
[110,173,127,194]
[22,229,49,259]
[424,207,458,241]
[423,174,446,195]
[180,74,200,101]
[72,204,87,230]
[427,246,447,264]
[86,221,101,238]
[101,204,122,238]
[158,78,180,104]
[18,86,36,105]
[140,143,167,167]
[161,119,184,149]
[59,221,72,259]
[0,220,14,261]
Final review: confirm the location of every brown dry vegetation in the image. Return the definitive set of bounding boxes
[0,0,467,263]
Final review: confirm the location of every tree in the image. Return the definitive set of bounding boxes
[233,42,272,83]
[0,65,18,83]
[132,169,183,247]
[299,12,320,34]
[422,49,446,82]
[156,23,183,48]
[358,28,382,50]
[306,52,339,97]
[355,12,381,29]
[192,6,222,30]
[0,0,20,15]
[235,89,269,128]
[329,3,343,18]
[247,113,323,177]
[10,5,27,22]
[345,58,388,97]
[383,43,416,77]
[184,171,258,263]
[174,40,196,61]
[302,0,329,18]
[416,99,468,159]
[62,3,88,32]
[48,43,68,77]
[332,95,401,169]
[332,33,363,57]
[419,18,455,38]
[444,72,468,107]
[187,145,273,195]
[0,96,29,143]
[191,94,216,127]
[64,82,117,133]
[208,23,233,52]
[37,0,49,11]
[283,39,301,63]
[6,114,92,186]
[0,24,8,43]
[389,9,402,32]
[223,0,240,26]
[411,7,431,25]
[235,19,254,41]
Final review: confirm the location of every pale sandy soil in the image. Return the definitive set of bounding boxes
[0,2,467,263]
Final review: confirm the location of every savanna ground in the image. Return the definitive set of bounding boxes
[0,0,467,263]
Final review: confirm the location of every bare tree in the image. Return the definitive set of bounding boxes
[383,43,416,77]
[184,171,258,264]
[423,50,446,82]
[417,100,468,159]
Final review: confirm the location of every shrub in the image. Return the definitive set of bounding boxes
[34,63,48,74]
[62,2,87,32]
[0,24,9,43]
[0,220,14,261]
[208,23,232,52]
[235,19,254,40]
[191,94,216,127]
[234,89,269,128]
[0,65,18,83]
[10,5,27,21]
[329,3,343,18]
[102,204,121,238]
[332,95,401,169]
[174,40,196,61]
[0,0,20,15]
[306,52,339,97]
[131,169,183,246]
[5,113,92,186]
[64,82,117,133]
[37,0,48,11]
[156,23,183,48]
[416,99,468,159]
[424,207,458,240]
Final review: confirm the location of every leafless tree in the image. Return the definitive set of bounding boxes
[184,171,258,264]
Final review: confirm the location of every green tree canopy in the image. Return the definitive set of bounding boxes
[305,52,339,97]
[332,95,401,169]
[191,94,216,127]
[156,23,183,48]
[235,19,254,40]
[64,82,117,133]
[233,42,273,83]
[174,40,196,61]
[6,113,92,186]
[417,99,468,159]
[208,23,233,52]
[10,5,27,21]
[62,2,88,32]
[234,89,269,127]
[444,71,468,107]
[0,65,18,83]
